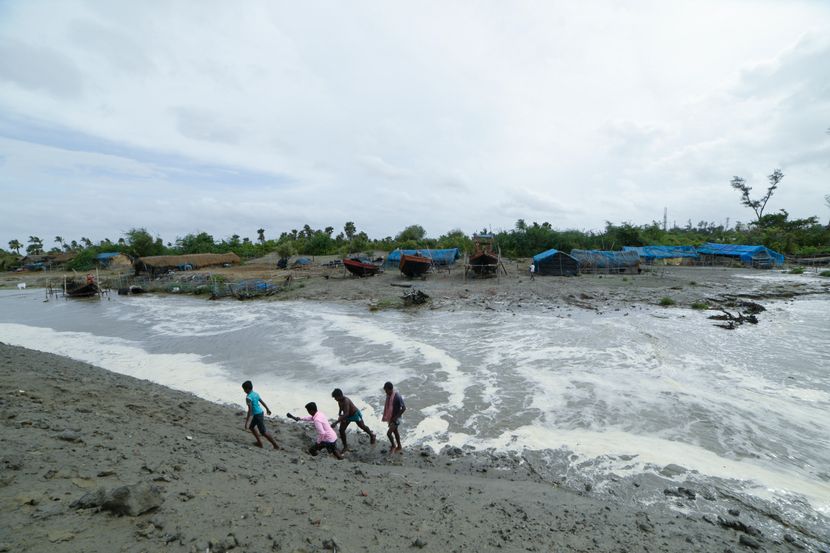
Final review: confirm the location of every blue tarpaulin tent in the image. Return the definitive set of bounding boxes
[385,248,460,267]
[532,248,579,276]
[696,243,784,268]
[622,246,699,262]
[570,249,641,273]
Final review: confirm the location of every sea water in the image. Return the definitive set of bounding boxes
[1,285,828,526]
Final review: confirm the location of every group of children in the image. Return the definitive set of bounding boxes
[242,380,406,459]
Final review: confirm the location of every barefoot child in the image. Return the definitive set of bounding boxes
[241,380,279,449]
[331,388,376,452]
[382,381,406,453]
[287,402,343,460]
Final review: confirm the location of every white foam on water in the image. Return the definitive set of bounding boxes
[111,295,265,337]
[317,312,473,408]
[470,425,830,514]
[0,323,320,421]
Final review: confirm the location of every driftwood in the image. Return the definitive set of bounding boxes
[709,309,759,330]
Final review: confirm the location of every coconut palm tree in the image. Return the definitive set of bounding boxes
[8,239,22,254]
[257,228,266,243]
[54,236,64,249]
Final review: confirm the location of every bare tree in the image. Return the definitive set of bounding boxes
[730,169,783,223]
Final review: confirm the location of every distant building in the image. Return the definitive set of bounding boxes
[570,250,641,274]
[134,253,241,276]
[531,249,579,276]
[95,252,132,269]
[696,243,784,269]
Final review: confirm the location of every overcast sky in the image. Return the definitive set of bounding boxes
[1,1,829,249]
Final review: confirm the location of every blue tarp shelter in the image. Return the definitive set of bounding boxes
[570,249,641,273]
[532,248,579,276]
[385,248,460,267]
[293,257,311,266]
[696,243,784,268]
[622,246,699,263]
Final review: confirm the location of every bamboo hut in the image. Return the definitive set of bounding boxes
[134,253,241,276]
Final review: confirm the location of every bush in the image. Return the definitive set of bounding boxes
[789,267,805,274]
[691,301,709,310]
[659,296,675,306]
[820,270,830,278]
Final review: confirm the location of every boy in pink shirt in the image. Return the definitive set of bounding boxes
[287,402,344,460]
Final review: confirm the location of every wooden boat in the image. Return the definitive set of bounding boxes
[64,274,100,298]
[399,253,432,278]
[343,258,381,277]
[65,281,100,298]
[468,235,500,275]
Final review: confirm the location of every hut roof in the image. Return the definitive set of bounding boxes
[696,243,784,266]
[622,246,699,260]
[571,249,640,268]
[136,252,241,270]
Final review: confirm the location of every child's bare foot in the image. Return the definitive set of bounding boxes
[388,446,396,454]
[395,446,403,454]
[253,442,263,448]
[369,433,377,445]
[272,444,280,450]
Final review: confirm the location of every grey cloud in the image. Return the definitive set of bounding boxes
[0,38,83,98]
[358,155,409,179]
[173,107,241,145]
[68,19,154,74]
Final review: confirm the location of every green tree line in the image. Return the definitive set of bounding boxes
[4,210,828,273]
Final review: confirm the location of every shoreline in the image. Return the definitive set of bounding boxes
[3,264,829,315]
[2,343,828,552]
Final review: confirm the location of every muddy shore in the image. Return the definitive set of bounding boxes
[2,344,828,552]
[3,260,829,317]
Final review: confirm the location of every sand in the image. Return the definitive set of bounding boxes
[2,343,828,552]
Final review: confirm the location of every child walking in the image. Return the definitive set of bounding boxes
[241,380,279,449]
[382,381,406,453]
[331,388,376,452]
[287,402,344,460]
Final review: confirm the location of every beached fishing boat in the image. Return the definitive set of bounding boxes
[343,258,382,277]
[469,234,499,276]
[399,253,432,278]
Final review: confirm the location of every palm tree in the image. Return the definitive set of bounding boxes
[257,228,265,243]
[54,236,64,249]
[81,237,93,248]
[8,239,22,254]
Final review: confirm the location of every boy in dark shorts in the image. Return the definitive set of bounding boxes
[382,381,406,453]
[287,402,343,460]
[331,388,376,452]
[241,380,279,449]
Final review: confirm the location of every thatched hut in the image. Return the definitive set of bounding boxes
[696,243,784,269]
[570,249,641,274]
[135,253,241,276]
[532,249,579,276]
[95,252,132,269]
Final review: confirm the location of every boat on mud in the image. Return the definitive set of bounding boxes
[343,257,382,277]
[468,234,500,276]
[399,253,433,278]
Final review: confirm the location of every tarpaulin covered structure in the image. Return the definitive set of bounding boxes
[532,248,579,276]
[622,246,699,265]
[385,248,460,267]
[696,243,784,269]
[570,249,641,273]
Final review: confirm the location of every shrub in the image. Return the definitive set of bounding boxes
[820,270,830,278]
[691,301,709,310]
[659,296,675,306]
[789,267,805,274]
